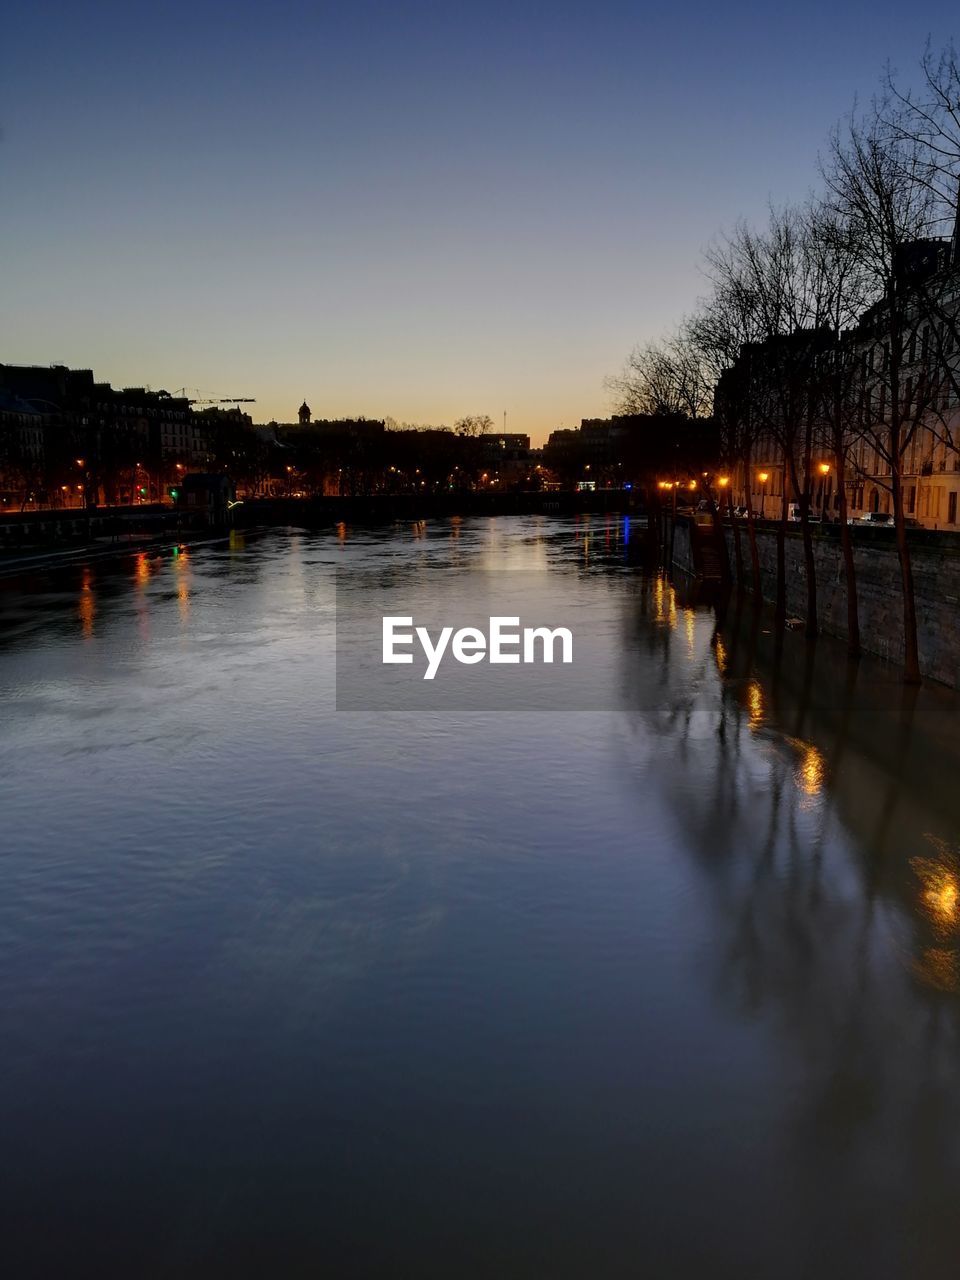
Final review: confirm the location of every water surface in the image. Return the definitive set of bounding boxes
[2,515,960,1278]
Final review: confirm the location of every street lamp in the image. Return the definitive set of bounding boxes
[757,471,769,518]
[817,461,831,519]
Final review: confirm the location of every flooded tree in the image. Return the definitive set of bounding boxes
[823,104,942,683]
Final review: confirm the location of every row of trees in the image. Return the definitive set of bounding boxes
[613,43,960,683]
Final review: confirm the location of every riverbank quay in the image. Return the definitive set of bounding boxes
[672,514,960,688]
[0,526,268,580]
[0,532,174,578]
[0,502,198,554]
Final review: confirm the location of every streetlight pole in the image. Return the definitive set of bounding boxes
[817,461,831,520]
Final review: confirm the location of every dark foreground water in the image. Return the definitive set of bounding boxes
[3,515,960,1278]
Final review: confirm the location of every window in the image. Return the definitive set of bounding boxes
[909,485,917,513]
[950,491,958,525]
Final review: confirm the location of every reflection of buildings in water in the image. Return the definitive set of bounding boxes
[620,592,960,1243]
[782,734,826,800]
[172,546,191,623]
[133,551,154,640]
[913,844,960,938]
[911,840,960,992]
[715,634,728,677]
[78,564,95,638]
[707,611,960,997]
[480,518,550,571]
[652,574,678,630]
[617,574,719,716]
[746,678,765,731]
[134,552,151,589]
[684,607,696,656]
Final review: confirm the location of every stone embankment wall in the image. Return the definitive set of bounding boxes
[673,517,960,688]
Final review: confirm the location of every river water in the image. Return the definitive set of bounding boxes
[3,514,960,1278]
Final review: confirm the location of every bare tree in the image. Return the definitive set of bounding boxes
[702,207,839,635]
[608,330,713,420]
[884,45,960,472]
[806,203,874,658]
[884,43,960,215]
[822,100,942,683]
[454,415,493,438]
[689,272,765,596]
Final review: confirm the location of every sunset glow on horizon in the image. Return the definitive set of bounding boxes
[3,0,957,442]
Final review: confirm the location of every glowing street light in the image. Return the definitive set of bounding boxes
[757,470,770,518]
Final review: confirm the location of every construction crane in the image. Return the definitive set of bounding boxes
[174,388,256,407]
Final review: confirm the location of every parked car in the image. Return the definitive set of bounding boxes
[850,511,893,526]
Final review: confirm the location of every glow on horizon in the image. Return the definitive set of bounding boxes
[2,1,957,445]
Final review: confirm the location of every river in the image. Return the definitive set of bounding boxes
[2,514,960,1278]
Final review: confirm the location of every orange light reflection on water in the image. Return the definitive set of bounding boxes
[173,545,191,622]
[799,742,826,797]
[714,635,728,677]
[78,564,95,637]
[746,680,765,730]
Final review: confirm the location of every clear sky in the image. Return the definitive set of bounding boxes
[2,2,957,442]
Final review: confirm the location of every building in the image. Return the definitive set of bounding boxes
[716,236,960,530]
[0,364,217,506]
[478,432,532,485]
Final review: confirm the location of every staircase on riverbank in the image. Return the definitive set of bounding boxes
[689,514,727,583]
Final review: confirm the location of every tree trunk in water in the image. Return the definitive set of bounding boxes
[892,468,921,684]
[707,494,732,586]
[798,414,818,638]
[745,508,762,596]
[799,505,818,638]
[834,449,860,660]
[727,487,743,586]
[775,498,787,632]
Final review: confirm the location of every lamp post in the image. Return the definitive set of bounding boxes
[717,473,731,521]
[757,471,769,518]
[817,461,831,520]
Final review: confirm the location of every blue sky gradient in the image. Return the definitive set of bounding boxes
[3,2,957,440]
